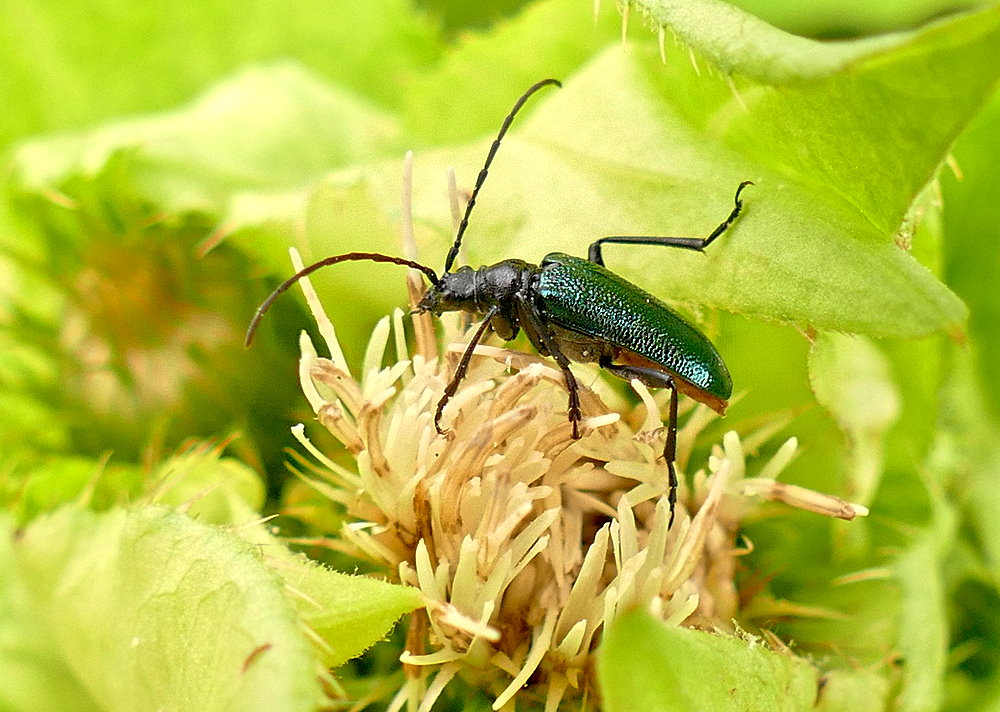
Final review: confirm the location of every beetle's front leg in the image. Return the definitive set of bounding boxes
[434,305,502,435]
[516,296,583,439]
[600,359,680,528]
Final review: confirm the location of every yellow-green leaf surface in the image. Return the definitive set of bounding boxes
[401,0,624,143]
[813,668,892,712]
[276,555,423,668]
[1,504,425,710]
[809,332,901,507]
[943,89,1000,422]
[0,0,438,148]
[11,63,402,217]
[893,486,956,712]
[598,609,818,711]
[2,506,322,711]
[150,446,267,526]
[629,0,935,81]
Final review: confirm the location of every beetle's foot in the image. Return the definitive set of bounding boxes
[568,410,582,439]
[433,397,451,436]
[735,180,754,205]
[433,410,449,437]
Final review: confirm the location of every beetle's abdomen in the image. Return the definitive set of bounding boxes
[537,252,732,403]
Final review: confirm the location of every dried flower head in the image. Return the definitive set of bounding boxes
[285,244,866,711]
[263,152,867,711]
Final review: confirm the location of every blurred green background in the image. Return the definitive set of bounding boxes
[2,0,1000,710]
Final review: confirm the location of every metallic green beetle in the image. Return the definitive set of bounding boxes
[247,79,751,525]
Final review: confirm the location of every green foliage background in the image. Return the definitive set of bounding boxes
[1,0,999,710]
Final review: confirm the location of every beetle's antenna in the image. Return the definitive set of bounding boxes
[245,252,439,347]
[442,78,561,274]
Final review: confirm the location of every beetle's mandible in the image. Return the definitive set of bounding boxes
[246,78,752,527]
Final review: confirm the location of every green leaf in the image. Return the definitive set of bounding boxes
[722,0,981,38]
[626,0,987,84]
[150,445,266,526]
[952,351,1000,574]
[813,668,892,712]
[921,348,1000,707]
[943,89,1000,423]
[808,332,901,506]
[0,0,439,148]
[598,609,818,712]
[402,0,626,144]
[0,512,100,712]
[1,500,423,711]
[278,556,423,668]
[1,457,144,525]
[3,505,323,712]
[11,62,402,216]
[894,493,956,712]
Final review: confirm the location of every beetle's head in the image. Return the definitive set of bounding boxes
[247,80,561,349]
[415,266,477,316]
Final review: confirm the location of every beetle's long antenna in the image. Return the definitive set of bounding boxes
[245,252,439,347]
[442,78,561,274]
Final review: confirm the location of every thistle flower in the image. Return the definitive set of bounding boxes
[285,247,867,712]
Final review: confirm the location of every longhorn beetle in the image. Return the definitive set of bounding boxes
[246,78,752,526]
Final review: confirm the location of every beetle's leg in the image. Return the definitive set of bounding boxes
[516,297,583,439]
[600,359,680,528]
[588,180,753,265]
[434,305,501,435]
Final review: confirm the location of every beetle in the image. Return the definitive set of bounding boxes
[246,78,751,526]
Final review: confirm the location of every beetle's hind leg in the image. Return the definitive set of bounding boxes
[587,180,753,266]
[434,305,501,435]
[600,359,680,528]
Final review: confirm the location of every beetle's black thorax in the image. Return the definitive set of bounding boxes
[417,259,538,316]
